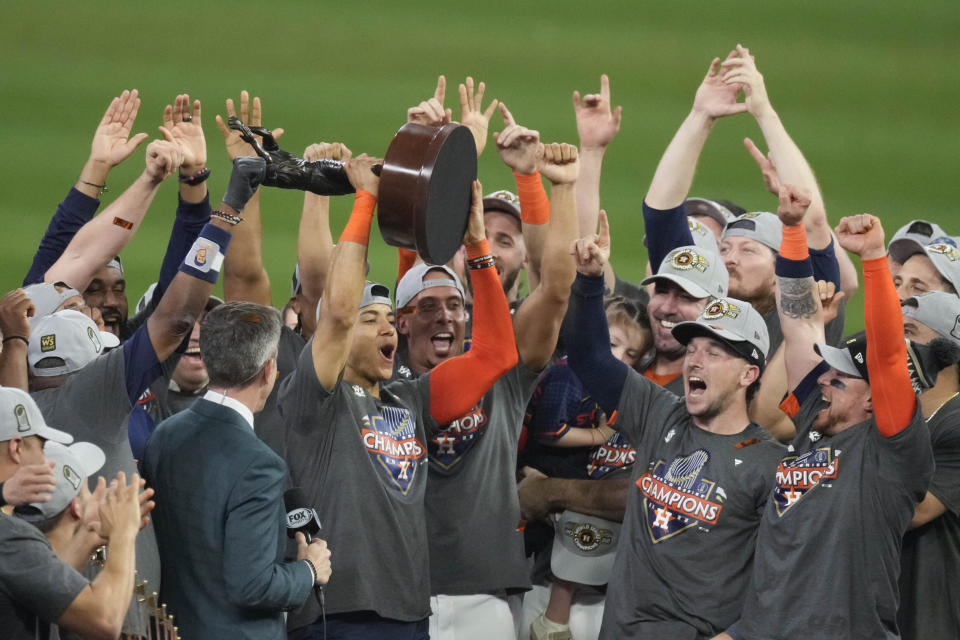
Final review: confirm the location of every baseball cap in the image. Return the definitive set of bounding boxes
[0,386,73,444]
[902,291,960,346]
[641,246,728,300]
[360,282,393,310]
[28,309,120,377]
[26,440,105,520]
[887,220,948,264]
[105,256,124,275]
[395,264,465,310]
[672,297,770,369]
[550,510,621,586]
[23,282,83,326]
[722,212,783,252]
[923,242,960,293]
[482,189,521,222]
[687,218,720,254]
[814,332,869,381]
[685,197,737,228]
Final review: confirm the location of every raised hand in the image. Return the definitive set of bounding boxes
[537,142,580,185]
[463,180,485,246]
[818,280,846,326]
[89,89,149,169]
[570,209,611,276]
[407,75,452,127]
[345,154,382,197]
[573,74,622,150]
[0,288,34,341]
[776,184,812,227]
[692,52,749,119]
[215,91,284,161]
[303,142,352,163]
[720,44,772,118]
[458,77,498,156]
[159,94,206,173]
[143,140,183,183]
[222,157,267,213]
[492,103,539,175]
[97,472,143,541]
[835,214,886,260]
[744,137,781,195]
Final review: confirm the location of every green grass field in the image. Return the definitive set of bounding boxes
[2,0,957,332]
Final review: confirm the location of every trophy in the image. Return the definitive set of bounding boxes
[228,117,476,265]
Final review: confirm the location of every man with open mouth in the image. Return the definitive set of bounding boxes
[564,211,784,639]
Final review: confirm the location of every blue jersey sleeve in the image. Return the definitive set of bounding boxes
[642,200,694,272]
[122,325,163,405]
[23,188,100,286]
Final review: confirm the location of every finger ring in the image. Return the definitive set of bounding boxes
[183,116,193,122]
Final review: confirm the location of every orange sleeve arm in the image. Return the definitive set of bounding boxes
[863,255,916,436]
[514,171,550,225]
[428,238,519,423]
[397,248,418,284]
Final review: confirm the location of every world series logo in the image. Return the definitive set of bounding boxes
[429,404,489,473]
[361,406,425,494]
[638,449,723,543]
[772,446,839,516]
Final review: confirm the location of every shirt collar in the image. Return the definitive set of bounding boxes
[203,389,254,429]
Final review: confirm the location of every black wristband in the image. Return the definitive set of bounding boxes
[467,254,495,270]
[179,167,211,185]
[2,335,29,347]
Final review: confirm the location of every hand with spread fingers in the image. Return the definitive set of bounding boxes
[458,76,498,156]
[537,142,580,185]
[215,91,284,161]
[88,89,150,170]
[159,94,206,174]
[493,103,540,175]
[573,74,622,151]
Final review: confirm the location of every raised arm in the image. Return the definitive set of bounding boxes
[512,143,580,371]
[0,289,34,390]
[493,103,548,287]
[310,155,381,391]
[44,139,182,291]
[428,181,519,423]
[836,214,916,435]
[644,51,746,269]
[296,142,350,337]
[24,90,148,285]
[145,157,264,362]
[217,92,284,306]
[573,74,622,238]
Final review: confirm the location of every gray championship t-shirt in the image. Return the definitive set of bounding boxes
[31,347,160,635]
[740,394,934,639]
[0,514,89,640]
[599,371,784,640]
[279,343,434,628]
[424,362,540,595]
[898,392,960,639]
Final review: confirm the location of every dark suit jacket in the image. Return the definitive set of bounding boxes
[143,398,312,639]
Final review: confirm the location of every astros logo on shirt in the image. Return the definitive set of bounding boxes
[360,405,425,494]
[429,404,489,472]
[772,446,839,515]
[638,449,723,543]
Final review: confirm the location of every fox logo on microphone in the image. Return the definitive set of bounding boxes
[286,507,315,530]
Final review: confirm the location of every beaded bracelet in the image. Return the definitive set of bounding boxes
[467,254,495,270]
[211,209,243,226]
[179,167,211,185]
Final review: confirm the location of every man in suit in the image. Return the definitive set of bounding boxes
[143,301,330,639]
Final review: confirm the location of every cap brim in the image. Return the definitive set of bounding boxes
[64,441,106,476]
[814,343,863,378]
[888,238,926,264]
[100,331,120,350]
[550,511,619,586]
[672,321,765,369]
[36,424,74,445]
[640,273,710,299]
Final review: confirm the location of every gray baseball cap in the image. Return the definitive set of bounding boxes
[687,218,720,254]
[0,387,73,444]
[26,440,105,520]
[672,297,770,369]
[902,291,960,346]
[23,282,83,326]
[395,264,465,310]
[685,197,737,228]
[814,332,869,381]
[923,242,960,292]
[360,282,393,310]
[642,245,728,300]
[482,189,521,222]
[888,220,949,264]
[723,211,783,252]
[27,309,120,377]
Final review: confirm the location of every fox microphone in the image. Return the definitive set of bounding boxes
[284,487,325,610]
